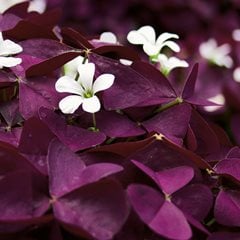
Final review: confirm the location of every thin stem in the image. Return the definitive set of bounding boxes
[82,55,88,64]
[154,97,183,113]
[206,218,215,226]
[92,113,97,129]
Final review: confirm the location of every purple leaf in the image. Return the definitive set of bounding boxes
[185,125,198,151]
[127,184,192,240]
[61,27,94,49]
[95,45,140,61]
[39,108,106,152]
[0,99,22,126]
[0,140,34,174]
[214,158,240,182]
[18,117,55,175]
[54,179,129,240]
[19,39,81,77]
[48,139,123,197]
[172,184,213,221]
[184,213,210,235]
[127,184,165,224]
[0,13,22,31]
[5,19,57,41]
[129,135,210,171]
[131,160,194,194]
[226,146,240,158]
[155,166,194,195]
[0,70,17,87]
[131,61,176,101]
[181,64,198,99]
[189,109,220,156]
[19,77,59,119]
[0,170,49,221]
[142,103,191,144]
[90,135,155,157]
[96,111,145,138]
[208,232,240,240]
[48,139,85,197]
[90,54,174,110]
[0,128,22,147]
[215,189,240,226]
[150,200,192,240]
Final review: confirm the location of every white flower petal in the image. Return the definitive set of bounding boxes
[82,96,101,113]
[55,76,83,95]
[137,26,156,44]
[217,43,231,56]
[199,39,217,59]
[0,33,3,43]
[100,32,117,44]
[28,0,46,13]
[0,56,22,68]
[232,29,240,41]
[204,94,225,112]
[156,32,179,45]
[0,0,25,14]
[59,95,83,114]
[157,54,168,67]
[93,74,115,94]
[199,38,233,68]
[127,30,148,45]
[218,56,233,68]
[119,58,133,66]
[143,42,160,56]
[64,56,86,78]
[233,67,240,83]
[157,54,188,74]
[127,25,156,45]
[77,62,95,91]
[160,40,180,52]
[0,40,23,56]
[168,57,189,70]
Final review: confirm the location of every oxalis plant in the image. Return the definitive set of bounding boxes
[1,2,240,240]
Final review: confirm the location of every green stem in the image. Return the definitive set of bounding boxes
[82,55,88,64]
[154,97,183,113]
[206,218,215,226]
[88,113,99,132]
[92,113,97,129]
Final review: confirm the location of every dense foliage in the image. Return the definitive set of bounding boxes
[0,1,240,240]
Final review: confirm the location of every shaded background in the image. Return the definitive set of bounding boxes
[46,0,240,40]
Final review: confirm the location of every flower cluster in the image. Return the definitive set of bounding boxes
[127,25,189,75]
[1,2,240,240]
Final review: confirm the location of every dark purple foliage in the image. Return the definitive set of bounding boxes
[0,1,240,239]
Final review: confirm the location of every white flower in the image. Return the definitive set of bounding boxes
[55,62,115,114]
[63,56,88,78]
[0,0,46,14]
[203,94,225,112]
[199,38,233,68]
[92,32,118,44]
[99,32,118,44]
[233,67,240,83]
[157,54,189,76]
[127,25,180,57]
[0,32,23,69]
[232,29,240,41]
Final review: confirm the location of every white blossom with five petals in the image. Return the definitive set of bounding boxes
[55,62,115,114]
[199,38,233,68]
[0,32,23,69]
[127,25,180,59]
